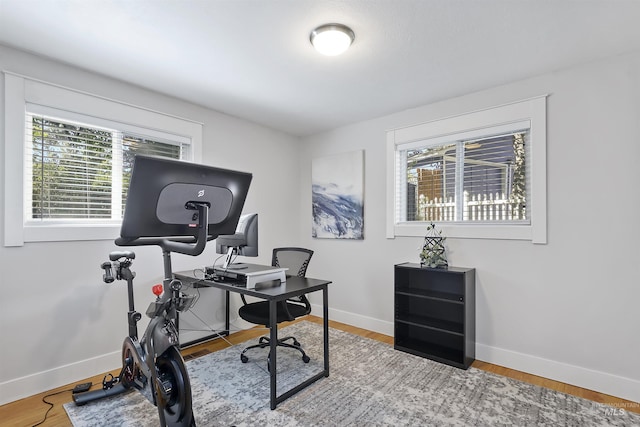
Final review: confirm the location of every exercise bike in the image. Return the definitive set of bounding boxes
[73,203,212,427]
[71,154,253,427]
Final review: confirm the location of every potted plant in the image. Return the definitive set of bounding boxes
[420,222,448,268]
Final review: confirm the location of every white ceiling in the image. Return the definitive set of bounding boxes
[2,0,640,136]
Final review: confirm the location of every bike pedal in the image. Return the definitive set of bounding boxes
[102,373,119,389]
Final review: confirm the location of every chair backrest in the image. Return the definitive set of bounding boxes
[239,247,315,324]
[271,247,314,277]
[272,247,314,318]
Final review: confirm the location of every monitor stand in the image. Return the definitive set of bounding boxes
[222,247,248,270]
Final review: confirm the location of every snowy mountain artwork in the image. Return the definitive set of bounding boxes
[312,150,364,239]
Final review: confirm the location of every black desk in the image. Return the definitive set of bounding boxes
[174,271,331,409]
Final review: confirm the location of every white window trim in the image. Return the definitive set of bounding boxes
[3,72,203,246]
[386,96,547,244]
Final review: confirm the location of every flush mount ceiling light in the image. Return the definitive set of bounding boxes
[310,23,355,56]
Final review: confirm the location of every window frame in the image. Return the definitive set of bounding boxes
[3,72,203,246]
[386,96,547,243]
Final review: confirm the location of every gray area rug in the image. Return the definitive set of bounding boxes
[65,321,639,426]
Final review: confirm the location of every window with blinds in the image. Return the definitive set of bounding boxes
[386,96,546,242]
[25,114,184,222]
[397,125,530,224]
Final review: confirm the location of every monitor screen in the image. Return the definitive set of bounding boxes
[119,155,252,240]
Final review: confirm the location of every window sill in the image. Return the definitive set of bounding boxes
[392,222,538,242]
[23,223,120,243]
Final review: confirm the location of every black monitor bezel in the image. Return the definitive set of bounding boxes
[119,155,252,241]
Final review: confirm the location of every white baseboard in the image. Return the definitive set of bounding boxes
[477,343,640,403]
[0,351,121,406]
[6,311,637,407]
[310,304,394,337]
[310,305,639,403]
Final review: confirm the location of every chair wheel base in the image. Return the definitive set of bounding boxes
[240,335,311,366]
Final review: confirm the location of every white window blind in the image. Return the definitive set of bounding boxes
[25,113,185,223]
[398,127,530,224]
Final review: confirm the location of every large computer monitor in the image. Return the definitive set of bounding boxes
[215,213,258,268]
[117,155,252,251]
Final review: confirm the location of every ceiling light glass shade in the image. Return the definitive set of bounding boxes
[310,24,355,56]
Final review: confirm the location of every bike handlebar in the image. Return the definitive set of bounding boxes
[114,203,213,256]
[109,251,135,261]
[101,262,115,283]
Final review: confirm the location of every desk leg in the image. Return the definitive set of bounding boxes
[269,299,278,410]
[225,290,230,334]
[323,286,329,376]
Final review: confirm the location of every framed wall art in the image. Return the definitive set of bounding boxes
[312,150,364,239]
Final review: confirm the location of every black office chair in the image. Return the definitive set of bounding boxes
[239,247,314,366]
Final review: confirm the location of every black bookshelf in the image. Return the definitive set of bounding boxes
[394,263,475,369]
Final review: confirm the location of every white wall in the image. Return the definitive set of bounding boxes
[2,42,639,406]
[300,51,640,403]
[0,45,301,404]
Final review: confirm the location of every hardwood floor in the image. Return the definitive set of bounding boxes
[2,315,637,426]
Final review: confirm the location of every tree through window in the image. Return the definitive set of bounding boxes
[27,114,184,222]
